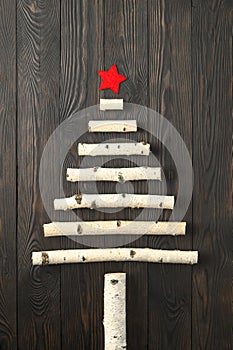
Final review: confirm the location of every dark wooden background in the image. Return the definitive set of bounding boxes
[0,0,232,349]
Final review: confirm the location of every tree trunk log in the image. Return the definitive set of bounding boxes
[32,248,198,265]
[43,221,186,237]
[54,194,174,210]
[66,167,161,182]
[104,273,127,350]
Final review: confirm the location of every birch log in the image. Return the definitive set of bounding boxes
[78,142,150,156]
[32,248,198,265]
[43,221,186,237]
[104,273,126,350]
[100,98,123,110]
[66,167,161,182]
[54,194,174,210]
[88,120,137,132]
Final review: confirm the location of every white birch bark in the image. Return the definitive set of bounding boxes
[88,120,137,132]
[104,273,126,350]
[43,221,186,237]
[78,142,150,156]
[66,167,161,182]
[32,248,198,265]
[54,194,174,210]
[100,98,123,110]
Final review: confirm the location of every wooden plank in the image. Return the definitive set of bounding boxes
[17,0,61,348]
[0,0,17,348]
[104,1,148,349]
[148,1,192,349]
[192,1,232,349]
[60,1,105,349]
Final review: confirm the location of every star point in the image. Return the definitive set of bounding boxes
[98,64,127,94]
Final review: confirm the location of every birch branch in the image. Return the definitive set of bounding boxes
[104,273,126,350]
[88,120,137,132]
[78,142,150,156]
[100,98,123,110]
[32,248,198,265]
[54,194,174,210]
[66,167,161,182]
[44,221,186,237]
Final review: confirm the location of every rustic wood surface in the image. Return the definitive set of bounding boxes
[60,1,105,349]
[192,1,232,349]
[0,0,17,349]
[147,1,193,349]
[0,0,231,349]
[17,0,61,348]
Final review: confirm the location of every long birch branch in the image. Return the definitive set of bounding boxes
[66,167,161,182]
[54,194,174,210]
[43,221,186,237]
[32,248,198,265]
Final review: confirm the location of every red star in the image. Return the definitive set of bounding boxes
[98,64,127,94]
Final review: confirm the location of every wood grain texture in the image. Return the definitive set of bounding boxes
[148,1,192,349]
[104,1,149,349]
[17,0,61,348]
[60,1,105,349]
[192,1,232,349]
[0,1,232,349]
[0,0,17,348]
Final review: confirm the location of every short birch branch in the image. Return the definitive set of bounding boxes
[43,221,186,237]
[88,120,137,132]
[66,167,161,182]
[78,142,150,156]
[104,273,126,350]
[32,248,198,265]
[54,194,174,210]
[100,98,123,111]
